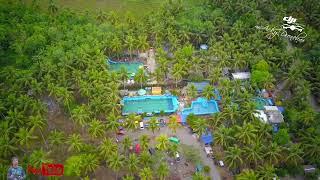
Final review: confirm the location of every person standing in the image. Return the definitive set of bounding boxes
[7,157,26,180]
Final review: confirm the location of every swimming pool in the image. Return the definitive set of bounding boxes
[180,97,220,124]
[108,59,143,76]
[121,95,179,115]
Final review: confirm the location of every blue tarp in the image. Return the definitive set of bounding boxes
[277,106,285,113]
[201,132,213,144]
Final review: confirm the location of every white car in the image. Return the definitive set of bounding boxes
[140,122,144,129]
[218,160,224,167]
[175,152,181,162]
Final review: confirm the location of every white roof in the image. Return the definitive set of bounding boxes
[254,110,268,123]
[264,106,279,111]
[231,72,251,80]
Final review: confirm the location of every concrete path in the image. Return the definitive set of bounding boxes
[147,48,156,73]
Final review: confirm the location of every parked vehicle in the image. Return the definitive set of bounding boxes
[175,152,181,162]
[140,122,144,129]
[204,145,213,157]
[218,160,224,167]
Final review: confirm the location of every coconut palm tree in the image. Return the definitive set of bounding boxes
[82,154,99,176]
[122,136,132,154]
[157,162,169,180]
[137,35,149,54]
[192,172,207,180]
[234,123,257,145]
[99,138,118,160]
[257,165,277,180]
[156,134,169,151]
[139,167,153,180]
[27,115,47,149]
[168,115,180,134]
[96,10,107,24]
[88,119,105,139]
[140,135,150,150]
[126,113,140,130]
[192,117,207,137]
[134,68,147,89]
[139,150,152,168]
[203,85,216,100]
[119,66,129,90]
[71,105,91,128]
[255,122,272,141]
[172,63,186,87]
[107,113,121,136]
[214,125,234,149]
[6,108,24,129]
[240,101,258,123]
[122,175,134,180]
[0,136,17,158]
[286,143,303,166]
[301,134,320,163]
[107,152,125,180]
[244,141,264,167]
[48,0,58,15]
[48,130,65,147]
[110,37,122,58]
[187,84,198,99]
[66,134,83,153]
[224,145,243,170]
[29,149,52,168]
[125,35,136,59]
[208,113,224,129]
[126,154,139,175]
[148,117,159,135]
[263,143,283,166]
[236,169,258,180]
[15,127,37,149]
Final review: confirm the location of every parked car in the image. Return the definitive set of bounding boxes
[139,122,144,129]
[175,152,181,162]
[218,160,224,167]
[204,145,213,157]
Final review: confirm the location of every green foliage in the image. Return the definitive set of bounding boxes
[274,129,290,145]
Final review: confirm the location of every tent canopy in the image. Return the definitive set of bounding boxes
[201,132,213,144]
[152,87,162,95]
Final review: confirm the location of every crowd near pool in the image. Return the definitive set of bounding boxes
[121,95,179,115]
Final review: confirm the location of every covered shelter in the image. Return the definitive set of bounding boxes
[264,106,284,124]
[201,132,213,145]
[152,87,162,95]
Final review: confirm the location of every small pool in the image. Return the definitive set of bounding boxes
[122,95,179,115]
[108,59,143,76]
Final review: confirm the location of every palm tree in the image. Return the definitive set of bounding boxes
[148,117,159,135]
[15,127,37,149]
[168,115,180,134]
[157,162,169,180]
[140,135,150,150]
[257,165,277,180]
[236,169,258,180]
[208,67,222,85]
[202,85,216,100]
[82,154,99,176]
[214,125,234,149]
[172,63,186,87]
[107,152,125,180]
[110,37,122,58]
[96,10,107,23]
[192,172,207,180]
[224,145,243,170]
[71,105,91,128]
[139,150,152,167]
[6,108,24,129]
[208,113,224,129]
[29,149,52,168]
[156,134,169,151]
[48,130,64,147]
[244,141,264,167]
[255,122,272,141]
[286,143,303,166]
[126,154,139,175]
[126,113,140,130]
[134,68,147,89]
[192,117,207,137]
[187,84,198,99]
[88,119,105,139]
[66,134,83,153]
[27,115,47,149]
[241,101,258,122]
[139,167,153,180]
[0,136,17,157]
[125,35,136,59]
[137,35,149,54]
[107,113,121,136]
[122,136,132,153]
[264,143,283,166]
[119,66,129,90]
[48,0,58,15]
[234,123,257,145]
[99,138,118,160]
[301,133,320,163]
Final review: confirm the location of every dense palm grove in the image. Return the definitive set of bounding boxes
[0,0,319,179]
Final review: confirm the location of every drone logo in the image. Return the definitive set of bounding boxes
[282,16,304,32]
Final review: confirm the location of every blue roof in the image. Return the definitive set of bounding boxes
[201,132,213,144]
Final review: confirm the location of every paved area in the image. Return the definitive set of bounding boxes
[147,48,156,73]
[125,126,221,180]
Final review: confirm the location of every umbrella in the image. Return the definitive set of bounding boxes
[138,89,146,96]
